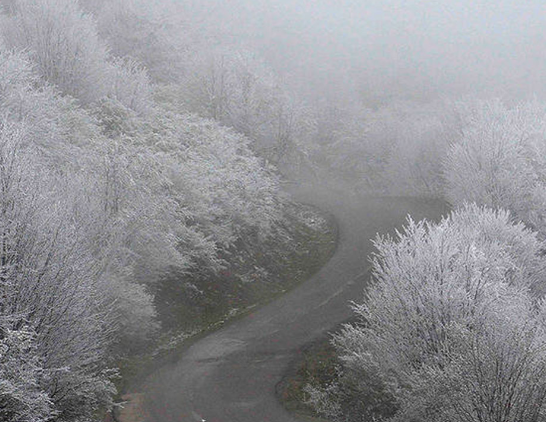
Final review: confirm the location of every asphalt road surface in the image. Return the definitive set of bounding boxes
[139,186,448,422]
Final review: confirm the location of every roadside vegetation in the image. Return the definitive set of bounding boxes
[282,99,546,422]
[277,334,341,421]
[115,203,337,396]
[0,0,327,420]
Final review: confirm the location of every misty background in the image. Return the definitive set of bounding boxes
[179,0,546,104]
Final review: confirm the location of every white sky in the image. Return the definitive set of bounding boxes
[177,0,546,103]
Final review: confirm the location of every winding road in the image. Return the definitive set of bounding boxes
[138,186,447,422]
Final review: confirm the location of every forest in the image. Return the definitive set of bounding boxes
[1,0,546,421]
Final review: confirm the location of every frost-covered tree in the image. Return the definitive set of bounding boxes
[388,313,546,422]
[445,99,546,234]
[89,0,184,83]
[171,48,312,167]
[94,97,286,261]
[108,58,153,116]
[0,2,293,418]
[1,0,111,103]
[0,46,161,341]
[321,100,451,196]
[0,321,53,422]
[0,45,172,416]
[0,121,117,420]
[324,204,546,422]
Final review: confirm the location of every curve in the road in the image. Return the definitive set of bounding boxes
[139,187,448,422]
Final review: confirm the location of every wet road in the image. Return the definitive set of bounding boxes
[140,186,447,422]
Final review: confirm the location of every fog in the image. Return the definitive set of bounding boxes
[181,0,546,105]
[5,1,546,420]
